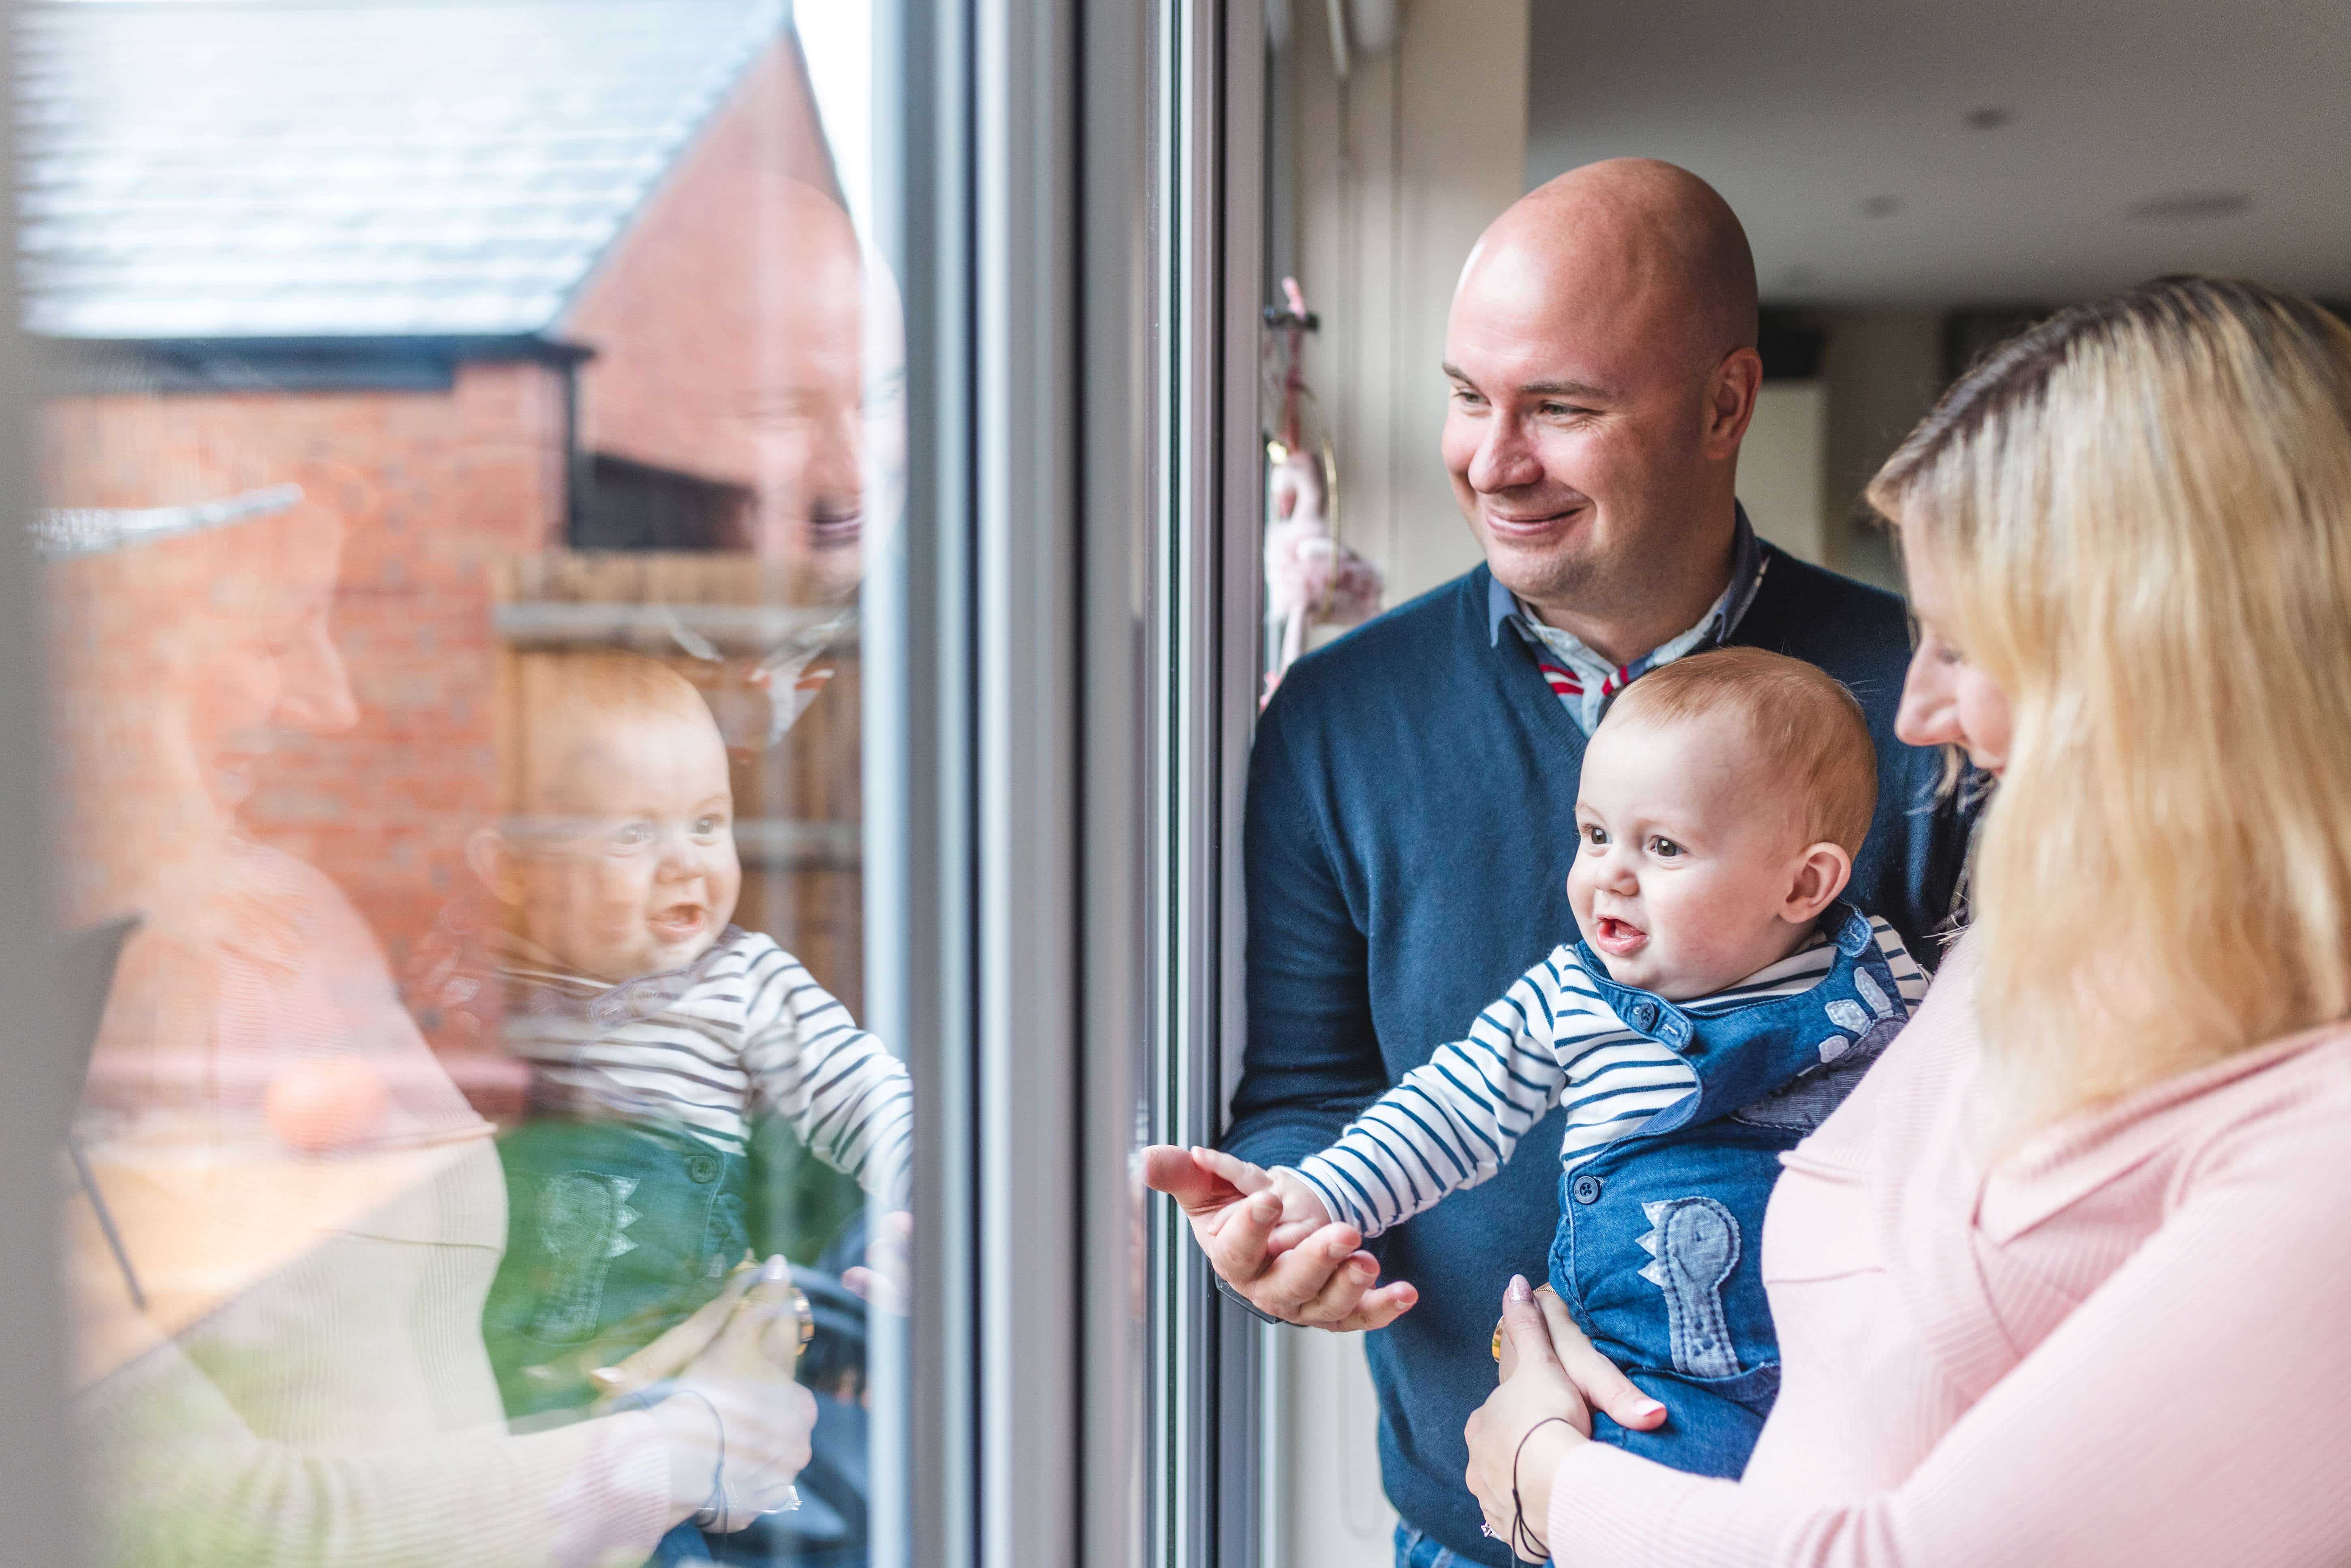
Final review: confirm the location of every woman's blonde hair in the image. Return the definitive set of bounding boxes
[1869,276,2351,1127]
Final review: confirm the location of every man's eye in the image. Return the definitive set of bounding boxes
[1649,837,1683,859]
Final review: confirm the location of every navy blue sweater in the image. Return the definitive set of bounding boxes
[1227,552,1972,1565]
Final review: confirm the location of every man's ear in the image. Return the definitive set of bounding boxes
[1704,346,1764,457]
[1779,841,1854,926]
[465,827,526,906]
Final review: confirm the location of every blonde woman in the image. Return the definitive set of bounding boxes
[1462,274,2351,1567]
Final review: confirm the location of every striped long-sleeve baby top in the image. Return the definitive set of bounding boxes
[1283,917,1929,1239]
[496,924,913,1207]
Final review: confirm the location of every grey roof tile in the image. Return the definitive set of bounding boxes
[19,0,784,340]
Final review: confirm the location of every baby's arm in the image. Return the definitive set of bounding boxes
[1285,956,1574,1239]
[741,945,912,1208]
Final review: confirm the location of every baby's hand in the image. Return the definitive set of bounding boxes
[1261,1167,1335,1255]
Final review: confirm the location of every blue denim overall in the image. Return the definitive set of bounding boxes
[482,1117,754,1421]
[1545,903,1909,1478]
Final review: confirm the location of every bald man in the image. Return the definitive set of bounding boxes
[1149,161,1973,1567]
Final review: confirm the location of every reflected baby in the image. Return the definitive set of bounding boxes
[1195,647,1930,1478]
[465,650,911,1418]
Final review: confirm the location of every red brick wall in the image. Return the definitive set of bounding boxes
[563,39,847,492]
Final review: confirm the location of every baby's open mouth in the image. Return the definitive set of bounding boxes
[1591,916,1648,956]
[649,904,707,942]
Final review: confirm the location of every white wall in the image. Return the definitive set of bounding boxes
[1739,381,1829,566]
[1819,310,1942,592]
[1272,1325,1398,1567]
[1287,0,1531,615]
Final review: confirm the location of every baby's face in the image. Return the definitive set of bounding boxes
[509,709,741,984]
[1566,708,1818,1001]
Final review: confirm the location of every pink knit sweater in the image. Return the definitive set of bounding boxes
[1546,935,2351,1567]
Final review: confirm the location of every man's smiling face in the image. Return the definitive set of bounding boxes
[1439,235,1720,627]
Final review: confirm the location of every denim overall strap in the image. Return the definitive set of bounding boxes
[1572,903,1906,1141]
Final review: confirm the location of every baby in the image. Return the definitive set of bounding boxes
[1232,647,1927,1476]
[465,649,910,1418]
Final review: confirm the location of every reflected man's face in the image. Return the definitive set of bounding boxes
[732,185,904,607]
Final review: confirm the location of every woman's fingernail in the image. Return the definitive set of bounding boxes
[762,1254,791,1283]
[1506,1274,1532,1303]
[1637,1399,1666,1417]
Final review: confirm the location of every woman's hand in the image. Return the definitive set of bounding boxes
[1466,1276,1600,1562]
[652,1258,820,1530]
[1496,1284,1668,1435]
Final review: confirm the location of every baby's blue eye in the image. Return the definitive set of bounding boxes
[693,815,726,836]
[609,822,655,848]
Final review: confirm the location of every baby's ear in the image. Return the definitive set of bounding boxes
[465,828,525,905]
[1781,841,1854,925]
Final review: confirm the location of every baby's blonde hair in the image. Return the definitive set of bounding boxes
[1602,646,1878,856]
[498,648,722,820]
[1868,276,2351,1129]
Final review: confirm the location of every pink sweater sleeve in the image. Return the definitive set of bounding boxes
[1546,1107,2351,1568]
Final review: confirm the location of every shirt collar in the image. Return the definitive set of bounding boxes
[1485,503,1766,648]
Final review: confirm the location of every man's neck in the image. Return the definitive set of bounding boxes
[1518,521,1739,668]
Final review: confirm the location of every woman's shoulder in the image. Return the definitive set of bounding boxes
[2154,1025,2351,1196]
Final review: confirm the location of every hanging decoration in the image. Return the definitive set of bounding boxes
[1263,276,1383,702]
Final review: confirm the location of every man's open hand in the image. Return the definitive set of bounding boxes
[1141,1144,1419,1331]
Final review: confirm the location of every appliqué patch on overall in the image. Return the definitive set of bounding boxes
[1736,964,1910,1131]
[530,1171,642,1342]
[1637,1196,1743,1380]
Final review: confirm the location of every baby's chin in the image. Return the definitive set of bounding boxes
[1588,938,1754,1003]
[558,930,727,986]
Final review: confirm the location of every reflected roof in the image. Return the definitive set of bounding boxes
[18,0,784,340]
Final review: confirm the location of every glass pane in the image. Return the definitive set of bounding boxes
[32,3,911,1565]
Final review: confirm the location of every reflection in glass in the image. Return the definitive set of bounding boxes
[30,2,907,1564]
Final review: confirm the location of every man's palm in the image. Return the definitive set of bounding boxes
[1141,1144,1418,1331]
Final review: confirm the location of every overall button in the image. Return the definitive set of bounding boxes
[1571,1173,1604,1205]
[685,1153,721,1185]
[1632,1002,1658,1029]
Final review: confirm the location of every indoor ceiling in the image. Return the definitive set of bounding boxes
[1524,0,2351,308]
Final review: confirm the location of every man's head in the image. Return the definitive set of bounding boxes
[1441,158,1760,649]
[1567,648,1875,1000]
[468,650,741,984]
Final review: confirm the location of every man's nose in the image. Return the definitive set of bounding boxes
[806,402,863,509]
[278,622,358,736]
[1467,413,1542,495]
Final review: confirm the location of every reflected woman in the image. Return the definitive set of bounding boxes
[45,421,814,1568]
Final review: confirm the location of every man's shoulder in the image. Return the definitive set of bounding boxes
[1733,545,1913,696]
